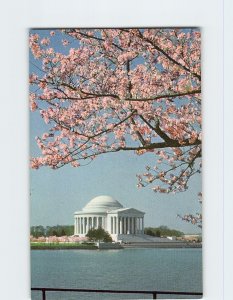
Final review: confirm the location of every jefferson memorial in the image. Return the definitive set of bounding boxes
[74,195,145,241]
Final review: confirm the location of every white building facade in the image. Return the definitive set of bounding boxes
[74,195,145,241]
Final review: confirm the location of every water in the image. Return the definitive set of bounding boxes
[31,248,202,299]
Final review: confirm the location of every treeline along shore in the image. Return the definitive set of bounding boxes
[30,225,201,239]
[30,225,202,250]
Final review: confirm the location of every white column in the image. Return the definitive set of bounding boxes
[97,216,99,228]
[77,218,79,234]
[90,217,92,230]
[83,217,85,234]
[87,217,90,233]
[76,218,79,234]
[74,218,76,235]
[81,218,83,234]
[142,217,144,234]
[116,216,119,234]
[113,216,115,234]
[130,217,133,234]
[115,217,117,234]
[133,217,136,234]
[115,216,117,234]
[74,218,77,235]
[119,217,122,234]
[75,218,77,235]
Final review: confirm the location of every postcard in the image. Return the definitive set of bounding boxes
[29,28,202,299]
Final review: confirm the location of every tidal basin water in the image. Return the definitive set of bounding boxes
[31,248,202,299]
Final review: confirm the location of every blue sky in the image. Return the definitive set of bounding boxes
[30,29,202,234]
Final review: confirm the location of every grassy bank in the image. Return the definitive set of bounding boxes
[30,242,97,250]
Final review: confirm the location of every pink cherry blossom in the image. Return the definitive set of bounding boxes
[62,39,69,46]
[41,38,50,46]
[29,28,201,200]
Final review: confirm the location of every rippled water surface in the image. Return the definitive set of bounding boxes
[31,248,202,299]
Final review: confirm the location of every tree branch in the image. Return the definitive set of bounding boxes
[131,29,201,81]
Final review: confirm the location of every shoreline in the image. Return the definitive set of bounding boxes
[30,242,202,250]
[122,242,202,249]
[30,242,97,250]
[31,246,97,250]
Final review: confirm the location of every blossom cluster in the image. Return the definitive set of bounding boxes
[29,28,201,195]
[30,235,88,243]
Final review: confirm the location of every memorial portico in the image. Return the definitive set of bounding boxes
[74,195,145,241]
[107,209,144,236]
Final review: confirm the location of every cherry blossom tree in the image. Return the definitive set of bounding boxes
[29,28,201,197]
[178,192,202,228]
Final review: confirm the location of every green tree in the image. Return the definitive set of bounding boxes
[30,225,45,237]
[86,227,113,242]
[45,225,74,236]
[144,228,155,236]
[144,226,184,237]
[155,229,161,237]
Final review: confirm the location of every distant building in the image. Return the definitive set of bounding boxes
[167,236,177,241]
[181,235,201,242]
[74,195,145,241]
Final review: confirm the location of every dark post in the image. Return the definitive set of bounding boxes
[152,292,157,299]
[42,289,46,300]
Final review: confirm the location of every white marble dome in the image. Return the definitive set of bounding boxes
[74,195,145,240]
[82,195,123,213]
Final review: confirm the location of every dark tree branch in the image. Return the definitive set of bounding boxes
[130,29,201,81]
[66,29,124,51]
